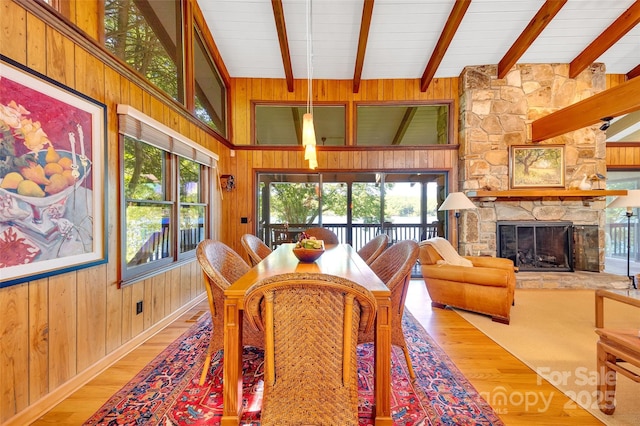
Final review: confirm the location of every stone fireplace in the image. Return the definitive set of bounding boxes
[457,63,608,272]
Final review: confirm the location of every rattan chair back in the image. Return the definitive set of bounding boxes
[304,227,340,244]
[244,273,377,426]
[195,239,264,385]
[241,233,273,266]
[357,234,389,265]
[358,239,419,379]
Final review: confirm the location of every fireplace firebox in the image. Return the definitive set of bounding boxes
[497,221,573,271]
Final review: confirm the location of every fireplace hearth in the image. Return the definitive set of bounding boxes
[497,221,573,272]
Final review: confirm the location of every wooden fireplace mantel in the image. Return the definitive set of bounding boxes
[467,189,627,199]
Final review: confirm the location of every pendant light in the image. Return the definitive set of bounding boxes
[302,0,317,169]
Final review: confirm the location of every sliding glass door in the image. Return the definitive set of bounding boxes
[257,172,446,252]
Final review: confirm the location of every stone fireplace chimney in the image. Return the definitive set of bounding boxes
[457,64,608,271]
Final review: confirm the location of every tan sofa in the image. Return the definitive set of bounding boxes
[419,238,516,324]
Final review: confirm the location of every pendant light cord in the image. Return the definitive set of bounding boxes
[306,0,313,115]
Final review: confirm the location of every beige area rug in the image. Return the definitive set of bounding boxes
[456,289,640,426]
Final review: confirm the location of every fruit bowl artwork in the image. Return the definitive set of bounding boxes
[292,239,325,262]
[0,149,91,224]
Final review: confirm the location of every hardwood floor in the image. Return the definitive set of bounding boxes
[32,281,603,425]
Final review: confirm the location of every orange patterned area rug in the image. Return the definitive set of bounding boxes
[85,311,503,425]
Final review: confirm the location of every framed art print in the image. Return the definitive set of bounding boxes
[509,144,565,189]
[0,55,107,287]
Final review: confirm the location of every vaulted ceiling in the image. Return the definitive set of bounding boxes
[198,0,640,85]
[196,0,640,140]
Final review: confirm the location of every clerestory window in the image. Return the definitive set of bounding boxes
[104,1,228,137]
[104,0,183,103]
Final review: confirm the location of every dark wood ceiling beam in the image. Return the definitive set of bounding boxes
[497,0,567,79]
[391,107,417,145]
[628,64,640,80]
[420,0,471,92]
[569,1,640,79]
[531,76,640,142]
[353,0,375,94]
[271,0,294,92]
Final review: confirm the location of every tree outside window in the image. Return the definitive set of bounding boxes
[105,0,183,103]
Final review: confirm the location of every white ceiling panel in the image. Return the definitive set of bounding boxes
[521,0,637,65]
[280,0,363,79]
[438,1,546,77]
[597,26,640,74]
[196,0,640,80]
[198,0,285,78]
[363,1,451,79]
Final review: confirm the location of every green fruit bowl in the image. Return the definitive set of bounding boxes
[292,246,325,263]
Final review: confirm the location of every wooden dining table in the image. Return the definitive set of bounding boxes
[221,243,393,425]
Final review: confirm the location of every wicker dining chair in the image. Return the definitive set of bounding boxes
[358,239,419,380]
[304,227,340,244]
[240,233,273,266]
[195,239,264,385]
[357,234,389,265]
[244,273,377,426]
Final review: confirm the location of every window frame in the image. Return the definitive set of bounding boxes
[104,0,184,103]
[121,138,175,278]
[253,102,347,146]
[354,101,454,146]
[178,156,209,254]
[192,24,227,137]
[117,105,218,286]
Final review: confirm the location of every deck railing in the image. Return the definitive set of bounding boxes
[128,223,204,266]
[262,222,439,251]
[607,222,639,261]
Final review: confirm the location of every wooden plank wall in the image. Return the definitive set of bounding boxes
[219,77,461,252]
[606,144,640,167]
[605,74,640,168]
[0,2,216,422]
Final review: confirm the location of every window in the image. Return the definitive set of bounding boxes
[193,26,227,136]
[356,103,451,146]
[257,172,445,258]
[118,105,217,284]
[104,2,228,136]
[604,170,640,276]
[105,0,184,103]
[254,104,346,145]
[179,157,206,253]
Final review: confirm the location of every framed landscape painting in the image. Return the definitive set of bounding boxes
[0,55,107,287]
[509,144,565,189]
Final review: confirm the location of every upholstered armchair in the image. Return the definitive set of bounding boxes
[419,237,516,324]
